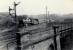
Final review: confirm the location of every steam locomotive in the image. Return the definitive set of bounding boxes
[17,16,39,27]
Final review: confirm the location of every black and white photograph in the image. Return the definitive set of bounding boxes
[0,0,73,50]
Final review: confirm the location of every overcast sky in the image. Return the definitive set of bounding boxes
[0,0,73,15]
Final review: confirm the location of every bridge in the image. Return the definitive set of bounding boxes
[0,22,73,50]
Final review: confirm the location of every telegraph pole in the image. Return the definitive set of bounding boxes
[45,6,48,27]
[9,6,11,15]
[46,6,48,23]
[48,11,50,23]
